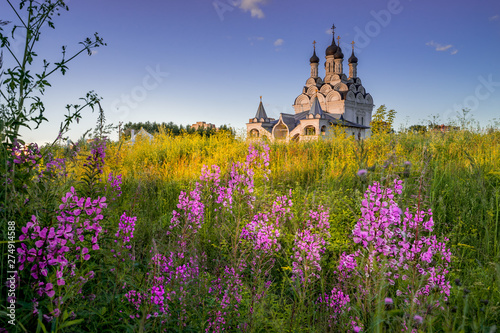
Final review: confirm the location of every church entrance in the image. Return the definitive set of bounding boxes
[274,124,288,140]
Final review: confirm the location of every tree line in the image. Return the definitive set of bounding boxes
[121,121,235,139]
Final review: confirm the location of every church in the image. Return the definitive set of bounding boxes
[247,24,374,141]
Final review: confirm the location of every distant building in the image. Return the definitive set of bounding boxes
[430,124,460,133]
[247,24,374,141]
[191,121,216,130]
[129,128,153,144]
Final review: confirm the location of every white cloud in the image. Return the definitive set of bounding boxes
[325,28,333,35]
[273,38,284,47]
[239,0,268,19]
[426,41,456,54]
[91,50,98,55]
[489,15,499,21]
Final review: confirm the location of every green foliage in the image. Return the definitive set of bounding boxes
[370,104,396,135]
[93,102,116,139]
[0,0,105,146]
[122,121,235,139]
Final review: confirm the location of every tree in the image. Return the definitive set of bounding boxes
[0,0,106,147]
[370,105,396,134]
[408,124,427,134]
[93,101,116,139]
[121,121,235,139]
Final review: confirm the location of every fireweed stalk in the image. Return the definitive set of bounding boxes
[286,206,331,330]
[18,187,106,322]
[337,179,452,330]
[15,137,126,326]
[122,143,271,331]
[239,193,294,330]
[81,138,106,196]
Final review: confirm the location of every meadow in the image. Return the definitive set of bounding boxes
[2,128,499,332]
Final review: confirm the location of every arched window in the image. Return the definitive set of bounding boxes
[250,129,259,138]
[274,124,288,140]
[305,126,316,136]
[321,125,327,135]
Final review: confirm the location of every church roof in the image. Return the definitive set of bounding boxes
[349,49,358,63]
[326,24,338,56]
[254,99,268,119]
[308,96,324,117]
[268,110,369,133]
[310,48,320,63]
[334,45,344,59]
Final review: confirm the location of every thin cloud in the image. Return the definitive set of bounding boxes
[489,15,499,21]
[325,28,333,35]
[426,41,457,54]
[274,38,284,47]
[248,36,264,46]
[239,0,268,19]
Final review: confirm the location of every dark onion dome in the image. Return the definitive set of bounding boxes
[334,46,344,59]
[349,49,358,63]
[310,49,319,63]
[325,41,338,56]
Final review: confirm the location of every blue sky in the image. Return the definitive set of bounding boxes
[1,0,499,143]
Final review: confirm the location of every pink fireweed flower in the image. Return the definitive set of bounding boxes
[105,172,123,200]
[338,179,452,310]
[413,314,423,324]
[18,187,105,298]
[291,229,325,283]
[206,264,245,333]
[306,206,330,235]
[240,213,281,254]
[170,187,205,235]
[318,287,351,319]
[115,213,137,244]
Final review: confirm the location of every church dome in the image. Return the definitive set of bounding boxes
[325,42,338,56]
[310,49,319,63]
[334,46,344,59]
[349,50,358,63]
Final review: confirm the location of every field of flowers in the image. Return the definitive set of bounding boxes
[1,128,500,332]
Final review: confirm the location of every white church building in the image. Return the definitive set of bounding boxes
[247,24,374,141]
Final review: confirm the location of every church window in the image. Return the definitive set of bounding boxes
[250,129,259,138]
[356,116,359,124]
[320,125,327,135]
[362,117,364,125]
[274,124,288,140]
[305,126,316,136]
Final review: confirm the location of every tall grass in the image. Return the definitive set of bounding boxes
[102,129,499,330]
[3,129,499,332]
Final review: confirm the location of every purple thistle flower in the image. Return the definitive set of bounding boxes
[357,169,368,177]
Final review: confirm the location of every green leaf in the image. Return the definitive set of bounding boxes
[37,319,48,333]
[59,318,84,329]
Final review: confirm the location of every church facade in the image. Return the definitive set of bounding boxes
[247,25,374,141]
